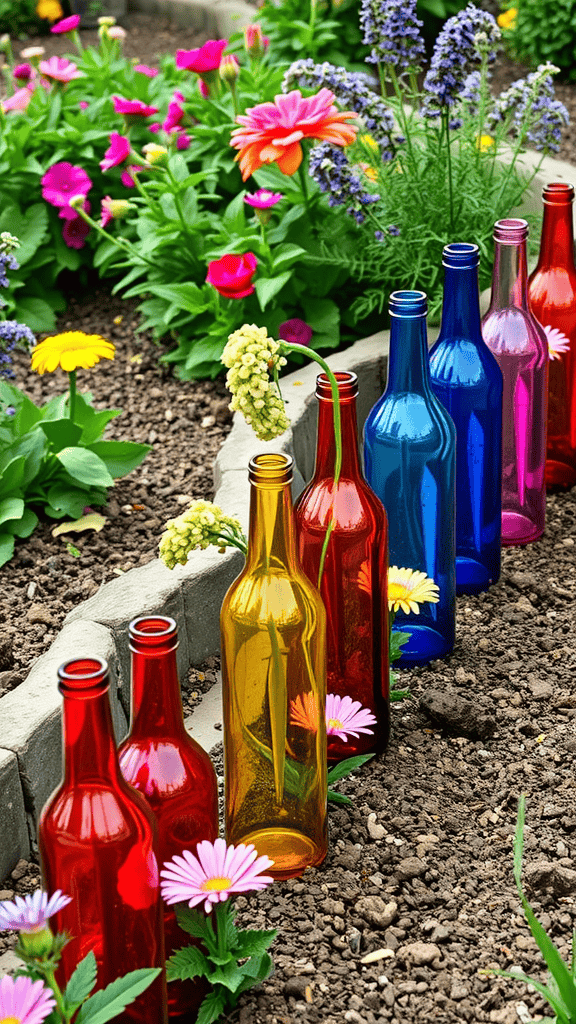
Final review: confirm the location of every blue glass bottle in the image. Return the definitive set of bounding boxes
[429,243,503,594]
[363,290,456,666]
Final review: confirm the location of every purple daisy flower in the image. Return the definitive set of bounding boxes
[0,889,72,933]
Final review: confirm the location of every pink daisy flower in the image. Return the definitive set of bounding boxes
[39,56,83,84]
[62,215,91,249]
[41,162,92,208]
[0,976,55,1024]
[0,890,71,933]
[325,694,377,742]
[544,323,571,361]
[134,64,159,77]
[161,838,274,913]
[176,39,227,73]
[244,188,283,210]
[1,86,34,113]
[100,132,131,171]
[162,89,186,132]
[51,14,80,33]
[112,95,159,118]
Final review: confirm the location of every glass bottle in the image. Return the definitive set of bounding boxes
[118,617,219,1020]
[429,243,503,594]
[363,290,456,666]
[293,371,389,762]
[39,657,167,1024]
[220,453,327,880]
[528,182,576,490]
[481,218,549,544]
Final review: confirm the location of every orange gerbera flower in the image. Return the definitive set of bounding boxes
[230,88,358,180]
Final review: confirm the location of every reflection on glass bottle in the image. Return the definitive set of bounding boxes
[528,182,576,490]
[294,371,389,762]
[221,453,327,880]
[482,219,549,544]
[39,658,167,1024]
[118,617,219,1019]
[363,290,456,666]
[429,243,503,594]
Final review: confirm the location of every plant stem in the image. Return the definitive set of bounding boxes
[45,969,69,1023]
[298,163,314,227]
[387,65,420,181]
[68,370,76,423]
[164,165,196,242]
[71,205,157,269]
[214,902,230,962]
[442,109,455,233]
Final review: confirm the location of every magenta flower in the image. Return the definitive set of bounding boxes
[112,95,159,118]
[244,188,283,210]
[198,79,209,99]
[13,63,34,83]
[1,85,34,113]
[134,64,158,77]
[51,14,80,33]
[0,890,71,933]
[0,976,55,1024]
[62,215,91,249]
[41,162,92,208]
[79,100,89,110]
[161,838,274,913]
[121,164,141,187]
[100,198,113,228]
[278,318,313,346]
[206,252,258,299]
[39,56,83,83]
[176,131,192,150]
[148,122,161,133]
[163,89,186,132]
[325,694,377,742]
[100,132,131,171]
[176,39,227,73]
[58,197,90,221]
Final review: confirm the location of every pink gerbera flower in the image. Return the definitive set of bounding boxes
[112,95,159,118]
[162,89,186,132]
[41,162,92,208]
[161,838,274,913]
[39,56,83,83]
[324,694,376,742]
[244,188,283,210]
[0,976,55,1024]
[176,39,227,73]
[100,132,131,171]
[134,64,158,77]
[51,14,80,33]
[0,890,71,933]
[230,88,358,180]
[62,214,91,249]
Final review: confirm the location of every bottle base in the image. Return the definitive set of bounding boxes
[456,557,499,595]
[398,624,453,666]
[545,458,576,491]
[501,512,544,546]
[236,827,326,880]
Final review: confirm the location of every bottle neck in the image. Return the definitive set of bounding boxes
[246,481,298,572]
[441,264,482,338]
[62,686,123,786]
[536,200,575,271]
[490,238,528,310]
[130,642,186,739]
[314,393,361,479]
[387,314,431,393]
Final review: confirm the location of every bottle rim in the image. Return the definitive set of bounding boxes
[442,242,480,269]
[129,615,178,649]
[248,452,293,486]
[493,218,529,243]
[58,656,109,694]
[316,370,358,400]
[389,289,427,318]
[542,181,575,205]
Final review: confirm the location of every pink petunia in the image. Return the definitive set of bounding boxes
[176,131,192,150]
[39,56,84,84]
[0,975,55,1024]
[162,89,186,132]
[134,64,158,77]
[100,132,131,171]
[176,39,227,73]
[161,838,274,914]
[121,164,141,188]
[62,215,91,249]
[244,188,283,210]
[41,162,92,208]
[58,198,90,221]
[51,14,80,33]
[13,62,34,83]
[1,85,34,113]
[112,95,159,118]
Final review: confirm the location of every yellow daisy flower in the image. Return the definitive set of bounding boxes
[36,0,64,22]
[497,7,517,29]
[476,134,495,151]
[387,566,440,615]
[31,331,115,374]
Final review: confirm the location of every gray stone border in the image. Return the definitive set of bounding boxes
[0,126,573,878]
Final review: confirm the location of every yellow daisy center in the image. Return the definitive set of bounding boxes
[201,876,232,892]
[327,718,343,731]
[1,1016,21,1024]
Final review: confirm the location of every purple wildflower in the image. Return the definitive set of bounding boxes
[488,63,569,153]
[422,3,500,118]
[0,321,36,377]
[309,142,380,224]
[359,0,425,72]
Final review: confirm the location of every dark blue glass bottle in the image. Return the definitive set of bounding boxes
[429,243,503,594]
[363,290,456,666]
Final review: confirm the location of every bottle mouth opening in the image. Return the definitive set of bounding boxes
[493,217,529,243]
[249,452,293,486]
[316,370,358,400]
[389,289,427,318]
[58,656,109,693]
[129,616,178,649]
[542,181,574,204]
[442,242,480,268]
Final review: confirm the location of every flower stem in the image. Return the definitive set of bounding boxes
[442,109,455,233]
[214,901,230,962]
[68,370,77,423]
[71,204,157,269]
[45,969,69,1023]
[298,162,314,227]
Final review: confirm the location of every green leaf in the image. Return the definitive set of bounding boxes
[75,969,161,1024]
[195,988,227,1024]
[271,244,307,273]
[175,906,210,940]
[0,531,15,567]
[207,960,247,994]
[87,441,151,478]
[4,507,38,539]
[0,455,27,499]
[0,203,48,265]
[67,393,122,445]
[64,951,98,1011]
[327,788,352,805]
[255,272,292,311]
[145,283,209,316]
[39,419,83,452]
[0,496,25,527]
[236,951,274,988]
[14,295,57,332]
[490,967,570,1021]
[46,484,90,519]
[389,628,411,662]
[327,753,375,784]
[233,929,277,958]
[165,946,210,983]
[56,448,114,489]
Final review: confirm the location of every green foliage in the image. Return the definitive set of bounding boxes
[501,0,576,81]
[255,0,369,70]
[0,382,150,565]
[327,753,375,804]
[0,0,42,35]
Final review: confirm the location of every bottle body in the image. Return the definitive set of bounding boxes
[294,372,389,762]
[528,182,576,490]
[482,219,549,545]
[118,617,219,1019]
[363,291,456,666]
[39,658,167,1024]
[221,453,327,879]
[429,243,503,594]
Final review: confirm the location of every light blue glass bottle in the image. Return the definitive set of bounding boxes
[363,290,456,666]
[429,243,503,594]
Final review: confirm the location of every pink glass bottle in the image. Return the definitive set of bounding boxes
[39,657,167,1024]
[118,617,219,1020]
[481,219,549,545]
[528,182,576,489]
[293,371,389,763]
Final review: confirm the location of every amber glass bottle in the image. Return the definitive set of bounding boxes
[528,182,576,490]
[221,453,327,880]
[294,371,389,762]
[39,658,167,1024]
[118,617,219,1019]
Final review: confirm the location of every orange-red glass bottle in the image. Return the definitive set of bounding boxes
[118,616,219,1020]
[39,658,167,1024]
[528,181,576,489]
[294,371,389,762]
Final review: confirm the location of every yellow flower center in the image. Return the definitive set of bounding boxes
[201,876,232,892]
[1,1016,21,1024]
[327,718,343,731]
[388,581,413,601]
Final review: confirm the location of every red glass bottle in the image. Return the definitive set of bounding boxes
[528,182,576,489]
[39,658,167,1024]
[118,617,219,1020]
[294,372,390,763]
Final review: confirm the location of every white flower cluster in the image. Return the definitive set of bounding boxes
[221,323,290,441]
[159,500,245,569]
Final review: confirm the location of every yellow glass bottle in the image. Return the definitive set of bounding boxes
[220,453,328,880]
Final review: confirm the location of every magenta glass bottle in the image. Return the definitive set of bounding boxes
[118,616,219,1020]
[481,219,549,545]
[293,371,389,763]
[39,658,167,1024]
[528,182,576,489]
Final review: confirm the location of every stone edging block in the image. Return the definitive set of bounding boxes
[128,0,256,37]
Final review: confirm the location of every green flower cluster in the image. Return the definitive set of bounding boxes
[221,324,290,441]
[159,500,246,569]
